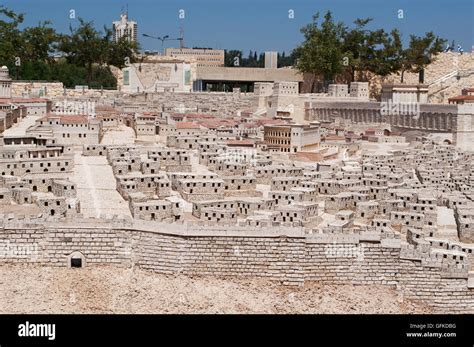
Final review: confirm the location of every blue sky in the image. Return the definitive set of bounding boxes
[2,0,473,54]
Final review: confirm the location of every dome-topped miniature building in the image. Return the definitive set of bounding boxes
[0,65,12,98]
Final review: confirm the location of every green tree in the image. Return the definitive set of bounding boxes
[0,6,124,87]
[402,32,446,83]
[363,28,397,78]
[381,29,408,82]
[342,18,403,81]
[58,19,109,84]
[245,50,257,67]
[50,60,87,87]
[1,7,61,80]
[0,6,25,75]
[295,11,346,91]
[347,28,403,83]
[107,36,139,69]
[341,18,373,81]
[257,53,264,67]
[278,50,297,67]
[22,21,58,63]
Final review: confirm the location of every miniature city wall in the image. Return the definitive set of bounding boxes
[1,216,472,313]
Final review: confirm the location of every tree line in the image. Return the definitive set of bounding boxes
[294,11,446,92]
[0,6,137,88]
[225,11,446,92]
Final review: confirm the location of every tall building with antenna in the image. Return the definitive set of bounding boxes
[112,11,138,43]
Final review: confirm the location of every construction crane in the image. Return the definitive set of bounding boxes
[165,27,185,49]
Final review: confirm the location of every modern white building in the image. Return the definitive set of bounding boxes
[112,13,138,43]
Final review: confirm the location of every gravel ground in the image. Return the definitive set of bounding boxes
[0,264,434,314]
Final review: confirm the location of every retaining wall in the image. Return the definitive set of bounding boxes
[0,217,472,312]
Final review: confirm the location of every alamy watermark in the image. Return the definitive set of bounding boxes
[218,148,258,164]
[380,100,420,120]
[18,321,55,341]
[325,243,364,261]
[52,99,96,117]
[0,241,39,260]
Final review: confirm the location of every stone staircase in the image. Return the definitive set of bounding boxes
[428,68,474,103]
[370,52,474,103]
